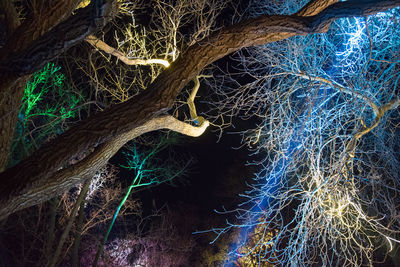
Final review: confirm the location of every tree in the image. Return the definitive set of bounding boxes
[206,1,400,265]
[0,0,212,219]
[0,130,192,266]
[0,0,400,264]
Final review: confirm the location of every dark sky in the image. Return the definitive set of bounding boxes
[137,125,254,211]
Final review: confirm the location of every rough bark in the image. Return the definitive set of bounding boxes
[71,195,86,267]
[0,77,27,171]
[0,0,87,170]
[0,0,117,76]
[45,197,58,262]
[0,0,399,219]
[0,1,21,38]
[0,115,209,220]
[0,0,81,58]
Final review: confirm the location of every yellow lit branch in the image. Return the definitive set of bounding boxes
[165,115,210,137]
[85,35,170,68]
[346,98,400,156]
[187,75,212,125]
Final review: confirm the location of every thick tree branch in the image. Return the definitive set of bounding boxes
[0,0,398,219]
[187,75,212,125]
[0,115,208,220]
[0,0,82,60]
[0,0,117,77]
[0,0,92,170]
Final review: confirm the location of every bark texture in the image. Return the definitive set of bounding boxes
[0,115,208,220]
[0,0,399,219]
[0,0,117,76]
[0,0,82,170]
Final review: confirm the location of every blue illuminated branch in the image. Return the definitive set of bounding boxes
[211,3,400,266]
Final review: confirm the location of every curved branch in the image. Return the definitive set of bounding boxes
[187,75,212,125]
[0,115,208,220]
[347,98,400,156]
[85,35,170,67]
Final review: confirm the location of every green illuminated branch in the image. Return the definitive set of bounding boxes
[21,63,65,118]
[93,132,193,266]
[11,63,83,164]
[1,0,398,224]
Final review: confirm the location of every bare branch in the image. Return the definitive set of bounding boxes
[49,178,92,267]
[86,35,170,67]
[187,75,212,124]
[290,72,380,114]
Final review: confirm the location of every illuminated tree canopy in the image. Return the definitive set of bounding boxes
[198,2,400,265]
[0,0,400,265]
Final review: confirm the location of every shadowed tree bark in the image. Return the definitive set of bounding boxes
[0,0,112,170]
[0,0,399,220]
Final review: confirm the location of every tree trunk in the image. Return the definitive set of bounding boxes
[0,78,27,170]
[71,195,86,267]
[45,197,58,263]
[49,178,91,267]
